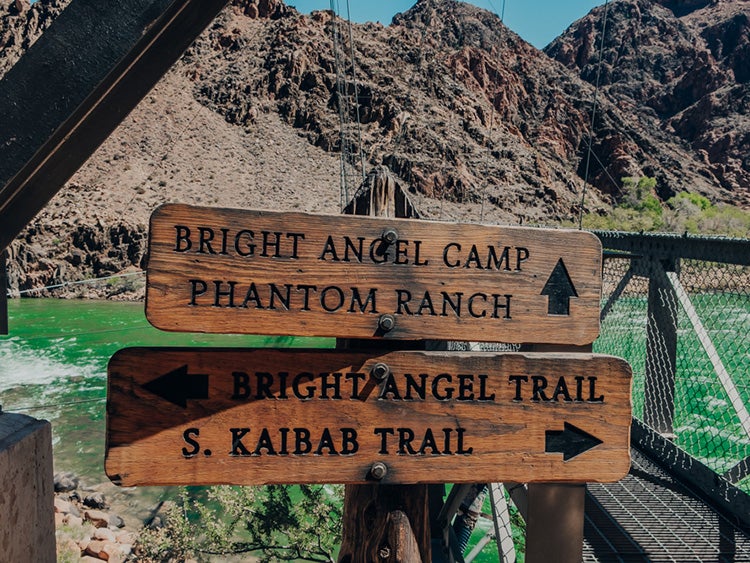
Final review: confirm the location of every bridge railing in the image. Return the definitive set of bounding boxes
[593,231,750,500]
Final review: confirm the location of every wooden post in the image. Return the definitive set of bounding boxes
[523,343,592,563]
[339,484,429,563]
[0,250,7,335]
[525,483,586,563]
[338,169,430,563]
[644,258,678,436]
[0,413,55,563]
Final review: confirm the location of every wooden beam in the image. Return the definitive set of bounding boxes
[631,419,750,529]
[0,250,7,335]
[723,456,750,485]
[0,0,231,252]
[595,231,750,266]
[599,264,634,323]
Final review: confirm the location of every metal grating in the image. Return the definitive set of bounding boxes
[583,449,750,562]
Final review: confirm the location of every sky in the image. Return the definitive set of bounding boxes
[288,0,604,49]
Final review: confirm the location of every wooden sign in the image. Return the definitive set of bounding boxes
[145,204,602,344]
[105,348,631,486]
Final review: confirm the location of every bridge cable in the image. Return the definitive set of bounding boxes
[0,324,153,342]
[330,0,350,208]
[6,271,145,298]
[345,0,367,185]
[330,0,366,209]
[578,0,611,229]
[11,397,106,413]
[389,2,432,214]
[479,0,506,224]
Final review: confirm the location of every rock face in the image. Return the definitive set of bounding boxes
[0,0,746,295]
[546,0,750,203]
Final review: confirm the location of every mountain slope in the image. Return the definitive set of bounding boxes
[546,0,749,203]
[0,0,744,295]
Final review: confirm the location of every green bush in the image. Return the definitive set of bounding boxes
[134,485,342,562]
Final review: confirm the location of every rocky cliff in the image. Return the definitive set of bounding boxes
[1,0,746,296]
[546,0,749,202]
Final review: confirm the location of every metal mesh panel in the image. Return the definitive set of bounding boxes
[596,252,750,494]
[673,260,750,479]
[597,257,649,420]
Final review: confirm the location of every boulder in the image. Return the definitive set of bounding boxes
[108,512,125,528]
[64,514,83,528]
[54,496,73,514]
[115,530,136,545]
[53,471,78,492]
[84,540,107,559]
[84,509,110,528]
[93,527,116,542]
[83,492,109,510]
[100,541,126,563]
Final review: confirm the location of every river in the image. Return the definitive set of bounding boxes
[0,298,331,528]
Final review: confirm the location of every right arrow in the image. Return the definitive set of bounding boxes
[142,365,209,408]
[541,258,578,315]
[545,422,603,461]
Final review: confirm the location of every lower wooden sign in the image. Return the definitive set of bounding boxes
[105,348,632,486]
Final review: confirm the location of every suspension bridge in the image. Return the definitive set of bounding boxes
[1,0,748,561]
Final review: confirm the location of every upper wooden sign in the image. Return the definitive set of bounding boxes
[146,204,602,344]
[105,348,631,486]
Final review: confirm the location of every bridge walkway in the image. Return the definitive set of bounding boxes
[583,447,750,562]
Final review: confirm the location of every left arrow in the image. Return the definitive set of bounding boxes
[141,365,209,408]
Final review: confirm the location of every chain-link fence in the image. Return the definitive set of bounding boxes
[594,232,750,494]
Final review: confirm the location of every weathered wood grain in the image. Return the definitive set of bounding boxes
[145,204,603,344]
[105,348,631,486]
[338,495,426,563]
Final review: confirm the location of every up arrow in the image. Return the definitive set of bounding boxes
[541,258,578,315]
[142,365,209,408]
[545,422,603,461]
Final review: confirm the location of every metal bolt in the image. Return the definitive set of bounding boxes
[371,362,390,381]
[382,228,398,244]
[370,462,388,480]
[378,546,391,559]
[378,314,395,332]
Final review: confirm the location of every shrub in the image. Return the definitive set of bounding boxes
[576,177,750,238]
[134,485,342,562]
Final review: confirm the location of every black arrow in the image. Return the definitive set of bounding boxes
[142,365,209,408]
[541,258,578,315]
[545,422,602,461]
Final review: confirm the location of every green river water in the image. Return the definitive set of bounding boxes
[0,299,341,545]
[0,298,502,561]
